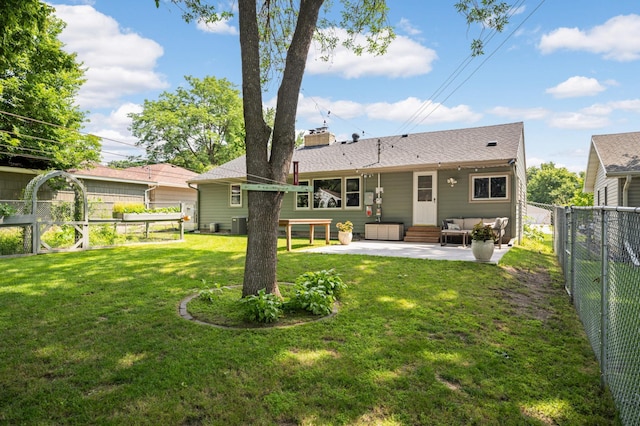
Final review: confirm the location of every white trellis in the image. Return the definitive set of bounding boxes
[23,170,89,254]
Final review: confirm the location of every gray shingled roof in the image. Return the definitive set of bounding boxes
[190,122,524,183]
[592,131,640,174]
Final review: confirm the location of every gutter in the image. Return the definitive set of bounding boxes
[623,175,632,207]
[144,185,158,209]
[188,182,200,231]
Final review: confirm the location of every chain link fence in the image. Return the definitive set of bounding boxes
[556,206,640,425]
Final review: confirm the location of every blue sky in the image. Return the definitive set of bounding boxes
[49,0,640,173]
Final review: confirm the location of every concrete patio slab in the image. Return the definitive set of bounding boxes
[301,240,512,263]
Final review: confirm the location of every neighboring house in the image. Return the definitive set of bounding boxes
[69,163,198,207]
[189,122,527,243]
[1,163,197,221]
[584,131,640,207]
[0,166,39,200]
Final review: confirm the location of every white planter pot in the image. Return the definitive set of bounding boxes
[471,240,495,262]
[338,231,353,245]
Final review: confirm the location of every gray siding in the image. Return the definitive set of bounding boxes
[0,171,38,200]
[624,178,640,207]
[277,172,413,238]
[80,180,147,203]
[594,166,619,206]
[198,182,248,231]
[438,166,515,240]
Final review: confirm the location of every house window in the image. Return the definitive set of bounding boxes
[313,178,342,209]
[417,175,433,201]
[295,180,310,210]
[471,175,508,201]
[230,184,242,207]
[345,177,361,208]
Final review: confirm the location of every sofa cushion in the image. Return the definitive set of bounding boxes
[463,218,482,230]
[452,218,464,229]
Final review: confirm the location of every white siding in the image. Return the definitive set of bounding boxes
[594,165,619,206]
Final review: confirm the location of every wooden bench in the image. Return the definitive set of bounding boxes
[279,218,332,251]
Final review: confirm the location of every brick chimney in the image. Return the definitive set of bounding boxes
[304,127,335,147]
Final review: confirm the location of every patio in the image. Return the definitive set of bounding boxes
[302,240,512,263]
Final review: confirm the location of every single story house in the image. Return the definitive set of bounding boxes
[584,131,640,207]
[1,163,198,223]
[189,121,527,244]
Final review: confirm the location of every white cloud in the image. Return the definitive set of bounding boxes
[296,95,364,122]
[87,103,145,163]
[365,98,481,124]
[307,28,437,78]
[545,76,606,99]
[548,112,610,129]
[293,94,480,128]
[488,106,549,120]
[54,5,169,109]
[608,99,640,113]
[397,18,421,36]
[196,17,238,35]
[538,14,640,61]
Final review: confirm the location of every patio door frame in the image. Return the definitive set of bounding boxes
[412,171,438,225]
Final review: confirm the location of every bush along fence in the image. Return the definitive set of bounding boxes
[555,205,640,425]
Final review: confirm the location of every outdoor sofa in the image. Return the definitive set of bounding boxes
[441,217,509,249]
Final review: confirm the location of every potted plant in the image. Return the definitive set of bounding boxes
[470,222,496,262]
[0,203,17,224]
[336,221,353,245]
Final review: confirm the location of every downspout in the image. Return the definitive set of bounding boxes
[144,185,157,209]
[622,175,632,207]
[188,182,200,231]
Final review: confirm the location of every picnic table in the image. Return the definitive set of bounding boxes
[279,218,332,251]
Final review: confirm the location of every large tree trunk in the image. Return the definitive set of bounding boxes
[238,0,324,296]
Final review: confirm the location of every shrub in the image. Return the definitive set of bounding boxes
[523,223,545,242]
[295,269,346,297]
[0,203,17,217]
[286,269,346,316]
[240,289,283,323]
[198,283,224,302]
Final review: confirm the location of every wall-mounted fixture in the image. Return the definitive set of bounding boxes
[446,177,458,187]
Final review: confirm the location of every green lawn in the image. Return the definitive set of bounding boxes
[0,234,618,425]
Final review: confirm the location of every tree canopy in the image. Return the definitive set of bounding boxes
[527,162,593,206]
[129,75,245,173]
[0,0,100,170]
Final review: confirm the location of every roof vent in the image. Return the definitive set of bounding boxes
[352,133,360,142]
[401,134,408,138]
[487,141,497,147]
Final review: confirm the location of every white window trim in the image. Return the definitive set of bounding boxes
[344,176,362,210]
[470,173,510,202]
[230,184,242,207]
[294,180,311,210]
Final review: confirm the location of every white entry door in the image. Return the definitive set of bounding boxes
[413,171,438,225]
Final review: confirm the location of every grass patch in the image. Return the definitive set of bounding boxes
[0,234,619,425]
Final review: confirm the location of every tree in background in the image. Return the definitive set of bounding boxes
[159,0,511,297]
[0,0,100,170]
[527,162,593,206]
[129,75,244,173]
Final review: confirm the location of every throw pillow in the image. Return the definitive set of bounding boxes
[448,223,460,230]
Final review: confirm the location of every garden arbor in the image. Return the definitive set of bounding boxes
[22,170,89,253]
